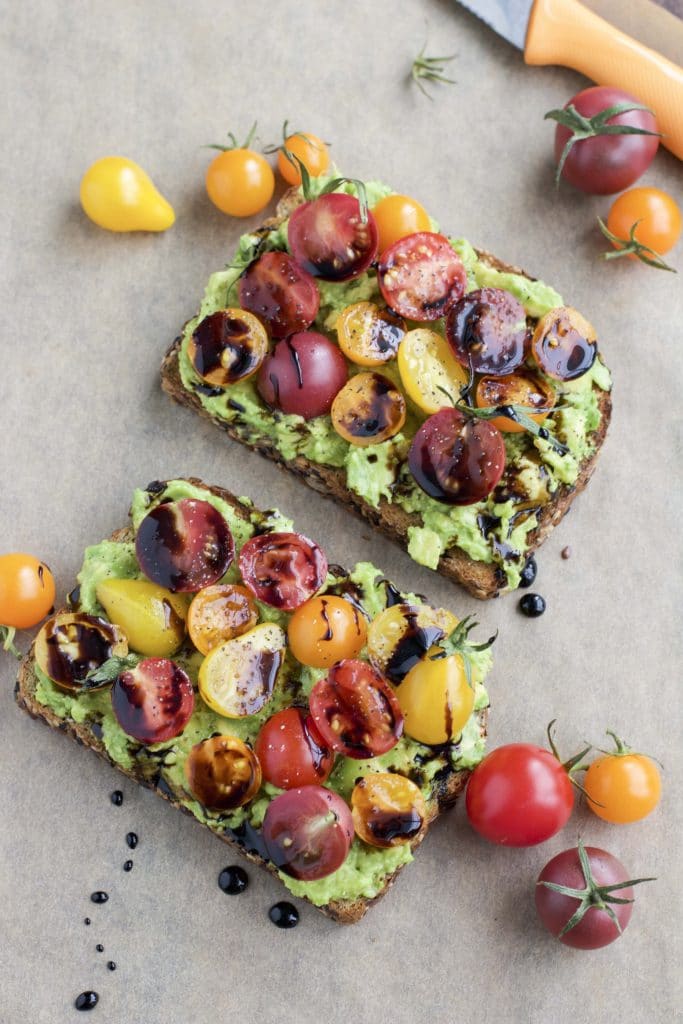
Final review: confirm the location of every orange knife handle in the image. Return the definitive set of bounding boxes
[525,0,683,161]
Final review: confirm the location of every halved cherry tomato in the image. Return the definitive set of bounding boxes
[475,371,555,433]
[35,613,128,692]
[408,408,506,505]
[446,287,529,376]
[257,331,348,419]
[238,252,320,338]
[187,309,269,387]
[205,140,274,218]
[277,132,330,186]
[309,659,404,759]
[377,232,467,322]
[96,579,188,658]
[336,302,405,367]
[605,187,681,258]
[367,603,457,684]
[331,372,406,446]
[584,732,662,824]
[397,328,469,414]
[397,648,474,745]
[531,306,596,381]
[187,583,258,655]
[287,595,367,668]
[0,553,55,629]
[198,622,285,718]
[135,499,234,593]
[255,707,334,788]
[262,785,354,881]
[184,734,262,810]
[372,195,431,254]
[288,193,379,282]
[112,658,194,744]
[351,773,426,848]
[238,532,328,611]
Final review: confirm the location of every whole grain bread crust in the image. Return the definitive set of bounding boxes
[15,478,488,924]
[160,196,612,599]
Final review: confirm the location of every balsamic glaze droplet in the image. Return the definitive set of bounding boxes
[75,991,99,1011]
[110,790,123,806]
[123,860,134,872]
[96,943,104,953]
[107,961,117,972]
[90,891,109,904]
[268,901,299,929]
[519,592,546,618]
[84,917,91,926]
[218,865,249,895]
[125,832,138,850]
[519,555,537,588]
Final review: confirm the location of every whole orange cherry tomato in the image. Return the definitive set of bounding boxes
[0,553,55,629]
[372,194,431,254]
[205,123,274,218]
[584,731,662,824]
[276,125,330,186]
[602,187,681,267]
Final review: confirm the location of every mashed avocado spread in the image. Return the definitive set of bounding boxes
[34,480,490,907]
[176,177,611,590]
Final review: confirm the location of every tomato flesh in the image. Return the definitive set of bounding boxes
[184,734,262,810]
[475,371,555,432]
[35,613,128,691]
[238,531,328,611]
[446,288,529,376]
[255,708,334,789]
[331,372,406,446]
[111,657,194,744]
[187,583,258,655]
[532,307,596,381]
[257,331,348,419]
[336,301,405,367]
[238,251,320,338]
[135,499,234,593]
[408,408,506,505]
[262,785,354,880]
[351,773,426,848]
[188,309,268,387]
[378,232,467,322]
[309,659,404,759]
[288,193,379,282]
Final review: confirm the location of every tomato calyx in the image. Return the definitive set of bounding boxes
[430,615,496,687]
[438,386,569,456]
[546,719,595,799]
[264,120,331,163]
[288,153,370,225]
[205,121,259,153]
[537,839,655,938]
[544,103,661,188]
[77,654,139,691]
[597,217,677,273]
[0,625,21,659]
[595,729,663,768]
[411,44,457,99]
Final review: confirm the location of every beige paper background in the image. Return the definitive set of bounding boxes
[1,1,681,1021]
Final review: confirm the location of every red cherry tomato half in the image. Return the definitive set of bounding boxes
[257,331,348,419]
[111,657,195,744]
[309,659,404,759]
[446,288,530,376]
[255,707,334,789]
[238,531,328,611]
[408,407,506,505]
[466,744,574,846]
[288,193,379,282]
[262,785,354,880]
[552,86,659,195]
[238,251,320,338]
[135,499,234,593]
[377,232,467,322]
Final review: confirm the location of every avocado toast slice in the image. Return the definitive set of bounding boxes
[15,478,490,923]
[161,180,612,600]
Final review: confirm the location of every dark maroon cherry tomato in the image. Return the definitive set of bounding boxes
[135,499,234,593]
[466,743,574,846]
[446,288,529,376]
[111,658,194,744]
[255,707,334,789]
[238,531,328,611]
[257,331,348,419]
[408,408,506,505]
[288,193,379,282]
[238,251,320,338]
[262,785,354,880]
[551,86,659,195]
[536,845,643,948]
[377,232,467,322]
[309,659,404,759]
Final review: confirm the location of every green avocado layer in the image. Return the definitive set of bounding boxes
[34,480,490,907]
[176,177,611,590]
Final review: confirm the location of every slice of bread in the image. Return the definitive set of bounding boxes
[160,195,612,600]
[15,478,488,924]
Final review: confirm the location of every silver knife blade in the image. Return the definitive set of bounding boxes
[455,0,534,51]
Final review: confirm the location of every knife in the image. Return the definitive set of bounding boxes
[456,0,683,160]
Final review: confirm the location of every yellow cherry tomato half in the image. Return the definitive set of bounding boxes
[606,187,681,259]
[397,648,475,746]
[336,302,406,367]
[288,595,368,669]
[475,371,555,433]
[277,132,330,186]
[584,734,662,824]
[187,583,258,655]
[184,734,262,811]
[198,622,285,718]
[331,372,406,447]
[373,195,432,255]
[80,157,175,232]
[96,578,188,658]
[367,603,459,684]
[0,553,55,629]
[398,328,469,414]
[351,772,427,848]
[206,147,274,218]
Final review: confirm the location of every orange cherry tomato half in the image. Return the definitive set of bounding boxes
[0,553,55,629]
[187,309,269,387]
[277,132,330,186]
[184,734,262,810]
[336,301,406,367]
[531,306,597,381]
[206,148,274,218]
[351,772,427,848]
[288,595,368,669]
[475,371,556,432]
[606,187,681,258]
[373,194,432,254]
[35,613,128,691]
[187,584,258,655]
[331,372,406,447]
